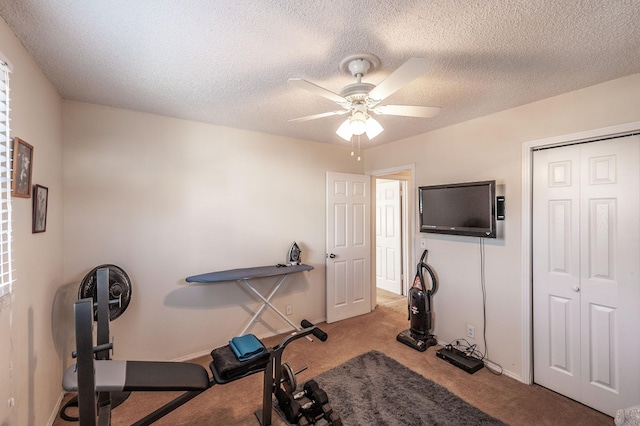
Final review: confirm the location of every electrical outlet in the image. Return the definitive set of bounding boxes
[466,324,475,339]
[286,305,292,316]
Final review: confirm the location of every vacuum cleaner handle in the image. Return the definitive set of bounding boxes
[419,249,438,296]
[426,265,438,296]
[301,319,328,341]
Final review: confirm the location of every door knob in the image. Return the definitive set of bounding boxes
[327,253,336,259]
[572,286,580,292]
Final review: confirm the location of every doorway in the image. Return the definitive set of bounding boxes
[370,165,414,314]
[375,178,403,295]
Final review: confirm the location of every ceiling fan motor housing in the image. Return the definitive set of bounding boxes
[339,82,375,100]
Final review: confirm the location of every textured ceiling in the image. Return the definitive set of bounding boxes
[1,1,640,146]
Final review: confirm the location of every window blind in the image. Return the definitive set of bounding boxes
[0,59,13,300]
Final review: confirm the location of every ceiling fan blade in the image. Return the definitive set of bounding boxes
[373,105,441,118]
[367,58,430,103]
[288,78,348,104]
[289,110,349,123]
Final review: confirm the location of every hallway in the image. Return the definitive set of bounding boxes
[376,288,405,316]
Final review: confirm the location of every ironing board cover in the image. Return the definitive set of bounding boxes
[186,264,313,283]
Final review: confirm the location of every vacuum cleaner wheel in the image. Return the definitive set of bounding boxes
[78,264,132,321]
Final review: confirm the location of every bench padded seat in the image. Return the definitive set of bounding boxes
[125,361,210,391]
[63,360,210,393]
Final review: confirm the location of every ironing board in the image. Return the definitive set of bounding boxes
[186,264,314,336]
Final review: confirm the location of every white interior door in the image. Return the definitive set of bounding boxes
[326,172,371,323]
[375,179,402,294]
[533,135,640,416]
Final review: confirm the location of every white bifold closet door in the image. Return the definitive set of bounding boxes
[532,134,640,417]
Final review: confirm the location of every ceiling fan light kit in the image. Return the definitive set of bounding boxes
[335,114,384,141]
[335,104,373,141]
[351,117,367,135]
[289,53,440,147]
[336,119,353,140]
[365,116,383,139]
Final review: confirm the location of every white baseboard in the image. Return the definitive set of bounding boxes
[48,391,65,426]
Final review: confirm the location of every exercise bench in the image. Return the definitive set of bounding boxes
[62,267,327,426]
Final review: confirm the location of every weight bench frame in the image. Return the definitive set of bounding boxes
[64,267,327,426]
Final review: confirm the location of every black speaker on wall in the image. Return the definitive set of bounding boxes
[496,196,505,220]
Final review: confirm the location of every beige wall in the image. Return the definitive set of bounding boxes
[0,17,64,426]
[364,73,640,379]
[61,101,363,361]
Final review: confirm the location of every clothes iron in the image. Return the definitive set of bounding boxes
[287,242,301,265]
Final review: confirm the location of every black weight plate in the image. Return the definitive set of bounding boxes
[78,264,132,321]
[281,362,297,395]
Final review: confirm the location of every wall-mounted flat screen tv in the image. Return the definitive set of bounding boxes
[419,180,496,238]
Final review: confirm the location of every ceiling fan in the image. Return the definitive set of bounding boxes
[288,53,440,141]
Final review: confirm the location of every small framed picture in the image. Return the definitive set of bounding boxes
[12,137,34,198]
[32,184,48,233]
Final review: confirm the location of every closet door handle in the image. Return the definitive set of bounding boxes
[327,253,336,259]
[572,285,580,292]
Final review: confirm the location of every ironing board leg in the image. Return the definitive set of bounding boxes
[239,276,312,341]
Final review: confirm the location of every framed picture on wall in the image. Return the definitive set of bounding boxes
[12,137,34,198]
[32,184,48,233]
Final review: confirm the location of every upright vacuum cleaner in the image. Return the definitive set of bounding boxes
[396,249,438,351]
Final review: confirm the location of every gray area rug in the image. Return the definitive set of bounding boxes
[312,350,507,426]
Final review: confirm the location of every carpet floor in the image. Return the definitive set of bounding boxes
[54,305,613,425]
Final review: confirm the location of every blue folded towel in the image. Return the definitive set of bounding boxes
[229,334,265,361]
